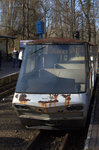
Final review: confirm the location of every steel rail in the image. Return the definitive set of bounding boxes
[24,130,70,150]
[24,130,40,150]
[0,73,18,99]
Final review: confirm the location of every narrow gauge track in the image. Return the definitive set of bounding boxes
[23,81,98,150]
[0,73,18,99]
[25,129,88,150]
[0,81,16,99]
[25,130,70,150]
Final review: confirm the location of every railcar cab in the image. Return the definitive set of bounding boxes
[12,38,98,130]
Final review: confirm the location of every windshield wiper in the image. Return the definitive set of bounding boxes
[31,46,46,55]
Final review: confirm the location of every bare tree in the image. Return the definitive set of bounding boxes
[79,0,91,42]
[0,0,43,39]
[0,0,98,45]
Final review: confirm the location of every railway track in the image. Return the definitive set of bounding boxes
[0,73,18,99]
[25,130,70,150]
[0,81,16,99]
[24,129,88,150]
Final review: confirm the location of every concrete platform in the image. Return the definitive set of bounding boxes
[0,59,19,79]
[84,77,99,150]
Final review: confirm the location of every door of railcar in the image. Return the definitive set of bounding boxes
[89,44,98,89]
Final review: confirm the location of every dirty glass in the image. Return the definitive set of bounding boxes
[16,44,86,94]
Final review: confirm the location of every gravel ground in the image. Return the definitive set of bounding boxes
[0,95,35,150]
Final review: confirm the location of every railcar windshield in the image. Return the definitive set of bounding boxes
[16,44,86,94]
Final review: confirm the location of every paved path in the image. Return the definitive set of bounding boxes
[88,78,99,150]
[84,77,99,150]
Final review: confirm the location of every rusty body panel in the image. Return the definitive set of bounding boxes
[12,92,86,130]
[62,94,71,106]
[14,93,74,108]
[19,94,30,101]
[13,93,86,117]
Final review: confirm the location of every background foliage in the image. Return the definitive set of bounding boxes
[0,0,99,46]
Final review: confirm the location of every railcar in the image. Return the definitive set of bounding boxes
[19,40,33,50]
[12,38,98,130]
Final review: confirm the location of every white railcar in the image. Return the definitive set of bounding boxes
[12,38,98,130]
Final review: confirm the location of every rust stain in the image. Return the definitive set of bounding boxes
[40,103,47,108]
[38,100,58,104]
[19,94,30,102]
[49,103,52,108]
[62,94,71,106]
[20,101,27,105]
[39,103,47,112]
[38,94,58,108]
[53,103,56,107]
[54,94,58,101]
[38,95,58,108]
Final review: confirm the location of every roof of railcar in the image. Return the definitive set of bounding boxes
[27,38,95,45]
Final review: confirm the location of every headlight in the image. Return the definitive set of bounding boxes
[67,105,83,111]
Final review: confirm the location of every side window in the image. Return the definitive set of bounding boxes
[87,45,91,74]
[85,45,90,77]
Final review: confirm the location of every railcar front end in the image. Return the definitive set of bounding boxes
[13,93,87,130]
[12,38,96,130]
